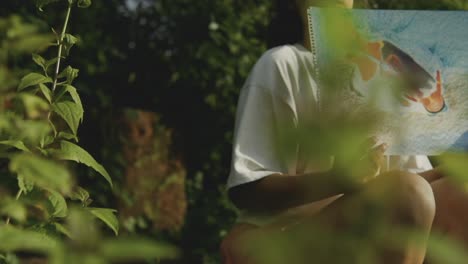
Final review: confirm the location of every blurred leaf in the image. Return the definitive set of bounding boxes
[0,226,58,252]
[18,93,49,118]
[427,232,468,264]
[0,140,31,152]
[52,101,83,135]
[12,34,54,53]
[51,141,112,187]
[53,222,72,238]
[18,73,52,91]
[16,120,51,147]
[77,0,92,8]
[9,154,72,194]
[0,199,27,223]
[87,207,118,235]
[101,238,179,261]
[48,190,68,218]
[18,175,34,194]
[0,253,20,264]
[439,153,468,185]
[67,208,100,244]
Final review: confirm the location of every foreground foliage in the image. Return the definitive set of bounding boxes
[0,0,178,263]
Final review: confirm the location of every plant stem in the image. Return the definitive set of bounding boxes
[47,3,72,124]
[5,189,23,225]
[51,3,72,93]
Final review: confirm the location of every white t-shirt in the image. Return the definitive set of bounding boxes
[227,44,433,226]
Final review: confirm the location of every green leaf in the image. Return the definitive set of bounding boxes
[32,53,46,70]
[77,0,92,8]
[52,101,83,135]
[69,186,90,204]
[48,190,68,218]
[87,207,118,235]
[440,153,468,185]
[0,226,58,252]
[0,140,31,152]
[18,73,52,91]
[58,131,78,142]
[63,34,79,56]
[18,175,34,194]
[45,57,59,71]
[58,66,79,85]
[51,141,112,187]
[101,239,180,261]
[64,85,83,110]
[9,154,72,194]
[39,83,52,103]
[36,0,60,11]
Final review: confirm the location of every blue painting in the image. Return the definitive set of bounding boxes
[308,8,468,155]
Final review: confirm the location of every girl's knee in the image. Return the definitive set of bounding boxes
[389,171,436,227]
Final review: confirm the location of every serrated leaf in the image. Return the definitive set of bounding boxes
[88,207,118,235]
[51,141,112,187]
[9,154,72,194]
[52,101,83,135]
[63,34,78,56]
[69,186,90,204]
[63,85,82,110]
[0,140,31,152]
[77,0,92,8]
[58,131,78,142]
[101,239,180,261]
[39,83,52,103]
[45,57,58,71]
[18,73,52,91]
[32,53,46,69]
[57,66,79,85]
[47,190,68,218]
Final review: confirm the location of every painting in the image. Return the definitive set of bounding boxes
[308,8,468,155]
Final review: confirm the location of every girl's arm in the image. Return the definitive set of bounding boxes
[230,143,387,213]
[419,167,445,183]
[229,170,354,213]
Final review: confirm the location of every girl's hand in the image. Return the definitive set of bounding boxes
[333,137,388,191]
[354,139,388,184]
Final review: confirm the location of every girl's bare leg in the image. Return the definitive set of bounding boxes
[431,178,468,249]
[229,171,435,264]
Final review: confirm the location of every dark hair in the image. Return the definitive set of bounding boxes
[267,0,304,48]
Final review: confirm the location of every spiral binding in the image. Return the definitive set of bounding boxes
[307,7,321,111]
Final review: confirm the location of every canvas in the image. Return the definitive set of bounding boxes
[308,8,468,155]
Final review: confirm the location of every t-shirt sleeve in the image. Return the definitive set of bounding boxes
[227,54,299,189]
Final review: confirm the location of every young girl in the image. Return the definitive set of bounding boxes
[222,0,468,263]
